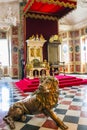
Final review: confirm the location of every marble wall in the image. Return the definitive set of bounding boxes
[60,26,87,74]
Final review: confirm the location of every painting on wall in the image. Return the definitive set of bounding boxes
[74,39,80,45]
[69,40,73,46]
[70,65,74,72]
[74,30,79,37]
[65,65,68,72]
[12,26,18,35]
[81,28,85,35]
[69,53,74,61]
[82,64,86,72]
[61,32,67,39]
[75,54,80,61]
[3,67,8,76]
[12,67,18,76]
[76,65,80,72]
[12,38,19,45]
[69,30,79,38]
[12,53,18,65]
[69,31,74,38]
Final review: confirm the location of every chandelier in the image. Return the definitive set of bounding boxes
[4,7,17,26]
[77,0,87,7]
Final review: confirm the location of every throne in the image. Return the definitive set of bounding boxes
[25,34,49,78]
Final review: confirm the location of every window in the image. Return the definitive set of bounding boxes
[60,42,69,63]
[81,36,87,63]
[0,39,9,66]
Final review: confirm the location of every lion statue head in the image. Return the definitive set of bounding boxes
[36,76,59,109]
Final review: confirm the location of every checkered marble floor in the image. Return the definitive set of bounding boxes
[0,77,87,130]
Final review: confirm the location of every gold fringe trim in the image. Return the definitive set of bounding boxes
[25,13,58,21]
[36,0,76,8]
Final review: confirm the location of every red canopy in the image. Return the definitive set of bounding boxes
[23,0,77,18]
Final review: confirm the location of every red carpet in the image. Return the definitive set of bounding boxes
[15,75,87,92]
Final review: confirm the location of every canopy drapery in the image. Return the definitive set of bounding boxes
[23,0,77,18]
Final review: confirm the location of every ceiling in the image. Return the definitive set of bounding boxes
[59,0,87,31]
[0,0,87,31]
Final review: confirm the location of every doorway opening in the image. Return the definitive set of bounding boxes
[0,39,10,77]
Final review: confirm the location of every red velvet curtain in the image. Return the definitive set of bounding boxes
[24,17,58,61]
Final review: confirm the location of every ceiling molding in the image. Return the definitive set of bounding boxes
[0,0,17,3]
[59,17,87,32]
[72,19,87,30]
[59,24,73,32]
